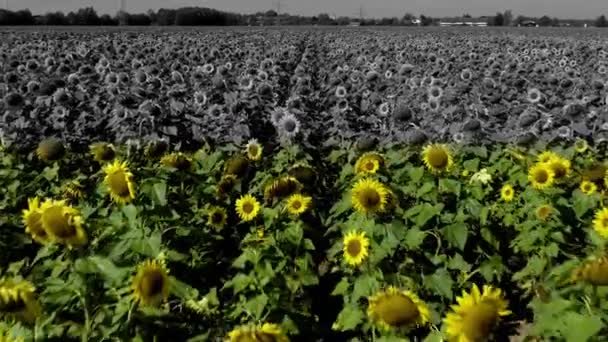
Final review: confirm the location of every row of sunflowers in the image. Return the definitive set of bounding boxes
[2,136,608,341]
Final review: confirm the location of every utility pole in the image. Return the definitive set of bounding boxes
[273,0,284,25]
[4,0,8,11]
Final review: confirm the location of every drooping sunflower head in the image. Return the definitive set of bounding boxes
[342,231,370,267]
[422,144,453,173]
[355,152,385,175]
[235,194,261,222]
[367,286,430,331]
[89,142,115,163]
[580,180,597,195]
[245,139,263,161]
[351,178,389,215]
[547,156,571,180]
[0,279,41,324]
[39,199,87,247]
[535,204,553,221]
[207,206,228,231]
[592,208,608,239]
[570,256,608,286]
[224,156,250,179]
[103,160,136,204]
[131,259,170,307]
[264,176,302,202]
[574,138,589,153]
[217,174,238,196]
[160,152,192,171]
[144,140,169,160]
[444,284,511,342]
[225,322,289,342]
[36,137,65,162]
[500,184,515,202]
[528,163,555,190]
[288,164,317,186]
[22,197,50,245]
[286,193,312,217]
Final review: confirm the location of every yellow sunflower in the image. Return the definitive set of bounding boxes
[36,137,65,162]
[422,144,453,173]
[444,284,511,342]
[535,204,553,221]
[500,184,515,202]
[570,256,608,286]
[547,157,570,180]
[351,178,389,215]
[160,152,192,171]
[207,206,227,231]
[39,199,87,247]
[0,279,41,324]
[528,163,555,190]
[343,231,370,267]
[225,322,289,342]
[367,286,430,331]
[89,142,115,163]
[132,260,170,307]
[355,152,385,175]
[574,138,588,153]
[580,180,597,195]
[592,208,608,239]
[245,139,263,161]
[536,151,559,164]
[286,194,312,216]
[22,197,50,244]
[235,194,261,222]
[103,160,136,204]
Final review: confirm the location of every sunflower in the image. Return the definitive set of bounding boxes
[355,152,385,175]
[536,151,558,164]
[235,194,261,222]
[288,164,317,186]
[570,256,608,286]
[500,185,515,202]
[264,176,301,202]
[444,284,511,342]
[225,322,289,342]
[367,286,430,331]
[342,231,370,267]
[224,156,249,179]
[547,157,570,180]
[61,180,84,202]
[574,138,589,153]
[144,140,169,160]
[22,198,50,244]
[528,163,555,190]
[217,174,238,196]
[89,142,115,163]
[351,178,389,215]
[36,137,65,162]
[39,199,87,247]
[580,180,597,195]
[207,206,227,230]
[132,260,170,307]
[0,279,41,323]
[535,204,553,221]
[103,160,136,204]
[422,144,453,173]
[160,152,192,171]
[245,139,263,161]
[592,208,608,239]
[286,194,312,216]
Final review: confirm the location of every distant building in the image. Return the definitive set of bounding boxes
[439,17,488,27]
[349,20,361,26]
[521,20,537,27]
[411,18,421,25]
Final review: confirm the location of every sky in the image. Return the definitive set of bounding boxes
[7,0,607,19]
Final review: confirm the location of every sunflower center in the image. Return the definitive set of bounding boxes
[428,149,448,168]
[140,270,165,297]
[27,212,47,238]
[242,202,254,214]
[248,145,259,156]
[360,188,381,208]
[108,171,131,197]
[291,200,302,210]
[375,294,420,327]
[461,301,500,341]
[211,212,224,224]
[346,240,362,256]
[603,218,608,227]
[283,120,296,132]
[42,206,76,238]
[552,164,566,178]
[0,296,26,313]
[254,332,279,342]
[584,184,593,192]
[365,161,376,171]
[535,170,549,183]
[504,189,512,196]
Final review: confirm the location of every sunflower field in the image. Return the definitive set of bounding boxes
[2,27,608,342]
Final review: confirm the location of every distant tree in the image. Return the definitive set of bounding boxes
[156,9,176,25]
[463,13,472,18]
[503,10,513,26]
[43,11,68,25]
[402,12,415,24]
[317,13,333,25]
[147,10,157,25]
[75,7,100,25]
[14,9,34,25]
[538,15,553,26]
[265,10,278,17]
[491,12,504,26]
[99,14,117,25]
[596,15,608,27]
[420,14,433,26]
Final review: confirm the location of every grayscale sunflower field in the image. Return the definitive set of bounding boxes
[2,27,608,342]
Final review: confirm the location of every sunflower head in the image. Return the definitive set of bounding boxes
[580,180,597,195]
[342,231,370,267]
[264,176,302,202]
[226,322,289,342]
[132,260,170,307]
[351,178,389,215]
[89,142,115,163]
[36,137,65,162]
[367,286,430,331]
[245,139,263,161]
[500,184,515,202]
[144,140,169,160]
[224,156,250,179]
[207,206,227,231]
[286,193,312,217]
[528,163,555,190]
[288,164,317,186]
[571,256,608,286]
[593,208,608,239]
[444,284,511,342]
[547,157,570,180]
[535,204,553,221]
[355,152,385,175]
[574,138,589,153]
[39,199,87,247]
[61,180,85,203]
[160,152,192,171]
[103,160,136,204]
[22,197,50,244]
[235,194,261,222]
[582,163,607,189]
[422,144,453,173]
[536,151,558,164]
[217,174,238,196]
[0,279,41,324]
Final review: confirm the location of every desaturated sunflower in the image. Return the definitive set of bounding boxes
[89,142,115,163]
[422,144,453,173]
[225,322,289,342]
[580,180,597,195]
[22,197,50,244]
[36,137,65,162]
[570,256,608,286]
[285,193,312,217]
[132,260,170,307]
[367,286,430,331]
[535,204,553,221]
[39,199,87,247]
[500,184,515,202]
[245,139,263,161]
[528,163,555,190]
[103,160,136,204]
[207,206,228,231]
[351,178,389,215]
[0,279,41,324]
[160,152,192,171]
[592,208,608,239]
[355,152,385,175]
[342,231,370,267]
[264,176,301,202]
[444,284,511,342]
[235,194,261,222]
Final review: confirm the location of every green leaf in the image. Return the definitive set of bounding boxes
[243,293,268,320]
[572,191,597,219]
[561,312,603,342]
[444,222,468,251]
[404,226,426,250]
[463,159,480,171]
[423,330,444,342]
[152,181,167,206]
[331,277,351,296]
[409,166,425,183]
[447,254,472,273]
[333,304,364,331]
[284,222,304,245]
[479,255,505,282]
[439,179,461,195]
[425,268,453,300]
